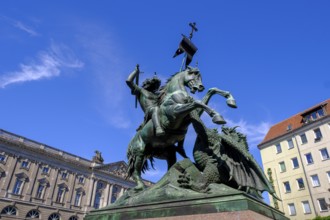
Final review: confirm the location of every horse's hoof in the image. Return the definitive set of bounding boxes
[155,127,165,136]
[212,114,226,125]
[226,98,237,108]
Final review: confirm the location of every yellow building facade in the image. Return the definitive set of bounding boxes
[258,99,330,220]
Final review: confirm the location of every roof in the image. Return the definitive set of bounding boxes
[258,99,330,147]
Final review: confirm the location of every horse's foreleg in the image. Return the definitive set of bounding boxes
[197,88,237,117]
[194,100,227,125]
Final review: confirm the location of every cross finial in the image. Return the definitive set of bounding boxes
[189,22,198,40]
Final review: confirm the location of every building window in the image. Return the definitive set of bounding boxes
[78,176,84,184]
[296,178,305,190]
[0,154,6,163]
[317,198,329,212]
[42,166,50,174]
[317,108,325,117]
[94,192,101,209]
[35,178,49,199]
[111,185,121,203]
[314,128,323,141]
[327,171,330,183]
[275,143,282,153]
[1,206,17,216]
[61,171,68,180]
[36,184,45,199]
[302,201,311,214]
[305,153,314,165]
[26,209,40,218]
[320,148,330,160]
[279,161,286,172]
[21,160,29,169]
[300,133,308,144]
[311,174,320,187]
[56,185,67,203]
[48,213,61,220]
[291,157,299,169]
[94,181,105,209]
[13,179,23,194]
[287,139,294,149]
[288,203,296,216]
[74,190,83,207]
[284,181,291,193]
[69,216,78,220]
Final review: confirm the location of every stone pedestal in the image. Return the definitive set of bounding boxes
[84,192,288,220]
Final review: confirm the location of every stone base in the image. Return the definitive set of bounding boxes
[84,192,288,220]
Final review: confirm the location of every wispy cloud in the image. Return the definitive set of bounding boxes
[1,15,38,36]
[76,23,134,129]
[0,42,84,88]
[199,110,271,149]
[14,21,38,36]
[226,118,271,146]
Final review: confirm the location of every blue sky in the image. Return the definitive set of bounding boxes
[1,1,329,198]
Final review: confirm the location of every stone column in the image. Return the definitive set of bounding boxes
[85,177,95,210]
[24,161,39,201]
[119,187,125,197]
[90,179,98,209]
[0,155,18,197]
[103,183,110,207]
[46,167,59,205]
[108,184,113,204]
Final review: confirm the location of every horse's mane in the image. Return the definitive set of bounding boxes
[157,67,200,105]
[157,71,181,105]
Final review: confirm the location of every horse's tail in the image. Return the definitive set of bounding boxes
[126,146,135,179]
[126,148,155,179]
[126,134,155,179]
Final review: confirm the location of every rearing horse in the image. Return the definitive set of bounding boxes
[127,67,233,191]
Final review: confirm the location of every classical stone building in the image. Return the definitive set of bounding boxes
[0,129,151,220]
[258,99,330,219]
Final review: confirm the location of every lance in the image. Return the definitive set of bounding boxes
[135,65,140,108]
[134,65,143,108]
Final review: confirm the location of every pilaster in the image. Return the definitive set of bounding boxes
[0,155,18,197]
[24,161,39,201]
[66,172,76,208]
[46,167,59,205]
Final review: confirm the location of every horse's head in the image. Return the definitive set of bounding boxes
[184,66,204,94]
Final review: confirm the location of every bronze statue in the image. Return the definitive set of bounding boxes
[126,66,232,191]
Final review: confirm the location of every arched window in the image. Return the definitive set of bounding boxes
[48,213,60,220]
[93,181,106,209]
[1,206,17,215]
[26,209,40,218]
[68,216,78,220]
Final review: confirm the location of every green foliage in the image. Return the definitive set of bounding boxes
[312,216,330,220]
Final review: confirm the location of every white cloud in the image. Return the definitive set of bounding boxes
[14,21,38,36]
[1,15,38,36]
[0,42,84,88]
[226,118,271,146]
